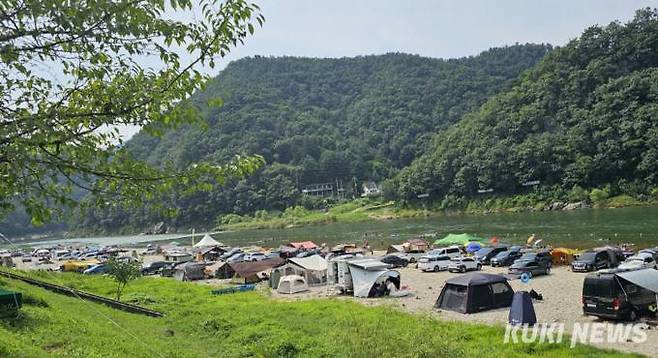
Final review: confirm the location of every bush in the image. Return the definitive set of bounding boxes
[589,187,610,204]
[568,185,588,202]
[216,213,250,226]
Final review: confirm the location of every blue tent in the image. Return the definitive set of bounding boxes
[508,291,536,326]
[465,242,482,253]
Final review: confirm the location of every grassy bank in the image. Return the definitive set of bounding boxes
[0,270,637,357]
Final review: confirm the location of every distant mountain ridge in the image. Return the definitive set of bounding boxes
[72,44,550,232]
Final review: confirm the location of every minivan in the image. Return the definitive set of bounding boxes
[582,271,656,321]
[428,246,461,259]
[418,255,451,272]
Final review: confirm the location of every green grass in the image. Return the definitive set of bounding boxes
[0,270,639,357]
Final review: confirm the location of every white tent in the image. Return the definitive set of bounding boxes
[347,260,399,298]
[289,255,327,271]
[193,234,222,248]
[277,275,309,294]
[271,255,328,287]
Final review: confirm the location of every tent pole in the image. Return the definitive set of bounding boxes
[191,228,195,246]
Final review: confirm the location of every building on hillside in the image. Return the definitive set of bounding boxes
[302,183,334,197]
[361,181,380,197]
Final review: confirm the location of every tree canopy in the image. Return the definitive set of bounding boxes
[390,8,658,204]
[0,0,265,226]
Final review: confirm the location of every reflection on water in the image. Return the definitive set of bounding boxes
[11,206,658,250]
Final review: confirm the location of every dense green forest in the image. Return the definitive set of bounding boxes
[388,8,658,208]
[72,44,550,233]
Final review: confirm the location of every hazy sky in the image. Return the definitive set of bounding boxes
[118,0,658,138]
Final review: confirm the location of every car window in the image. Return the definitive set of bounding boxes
[491,282,509,294]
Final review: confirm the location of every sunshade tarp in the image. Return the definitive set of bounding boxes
[616,268,658,293]
[349,266,400,298]
[289,241,318,250]
[289,255,327,271]
[193,234,222,248]
[434,233,485,246]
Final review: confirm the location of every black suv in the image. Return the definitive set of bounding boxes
[513,250,552,267]
[473,246,508,265]
[141,261,168,275]
[582,271,656,321]
[491,249,523,267]
[572,250,614,272]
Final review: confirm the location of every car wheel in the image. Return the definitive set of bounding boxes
[628,309,638,322]
[460,266,466,273]
[477,264,482,271]
[409,258,416,263]
[546,266,551,274]
[433,266,440,272]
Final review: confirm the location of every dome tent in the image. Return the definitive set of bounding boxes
[277,275,309,294]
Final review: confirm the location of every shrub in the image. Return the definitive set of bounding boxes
[589,187,610,204]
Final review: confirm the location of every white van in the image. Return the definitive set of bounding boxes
[427,246,462,259]
[418,255,451,272]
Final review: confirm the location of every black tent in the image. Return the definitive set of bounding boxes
[435,273,514,313]
[508,291,537,326]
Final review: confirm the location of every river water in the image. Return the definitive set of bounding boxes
[9,206,658,250]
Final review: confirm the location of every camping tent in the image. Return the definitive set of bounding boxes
[404,239,429,252]
[551,248,577,265]
[193,234,223,248]
[271,255,328,288]
[173,262,207,281]
[347,259,400,298]
[205,261,233,278]
[289,241,318,250]
[386,244,406,254]
[229,257,285,284]
[433,233,484,247]
[508,291,537,326]
[276,275,309,294]
[435,273,514,313]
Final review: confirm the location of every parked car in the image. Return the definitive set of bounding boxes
[418,254,450,272]
[380,254,409,268]
[226,252,246,263]
[244,252,267,262]
[514,250,552,267]
[10,251,24,258]
[266,251,282,260]
[427,246,462,259]
[617,253,657,271]
[508,259,550,277]
[296,249,321,258]
[83,264,107,275]
[79,252,99,261]
[582,271,657,321]
[491,248,523,267]
[572,250,614,272]
[141,261,168,275]
[393,251,425,263]
[473,246,508,265]
[448,257,481,273]
[220,248,242,260]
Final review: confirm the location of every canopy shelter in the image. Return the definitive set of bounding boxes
[271,255,328,288]
[344,259,399,298]
[434,233,485,247]
[276,275,309,294]
[193,234,223,248]
[508,291,537,326]
[289,241,318,250]
[229,257,285,284]
[551,248,577,265]
[173,262,207,281]
[616,268,658,293]
[435,273,514,313]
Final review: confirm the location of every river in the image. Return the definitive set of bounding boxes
[8,206,658,250]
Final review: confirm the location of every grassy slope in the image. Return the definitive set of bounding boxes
[0,270,636,357]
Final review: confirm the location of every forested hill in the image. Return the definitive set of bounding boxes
[75,44,549,231]
[390,9,658,205]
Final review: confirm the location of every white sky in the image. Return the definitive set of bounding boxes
[117,0,658,139]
